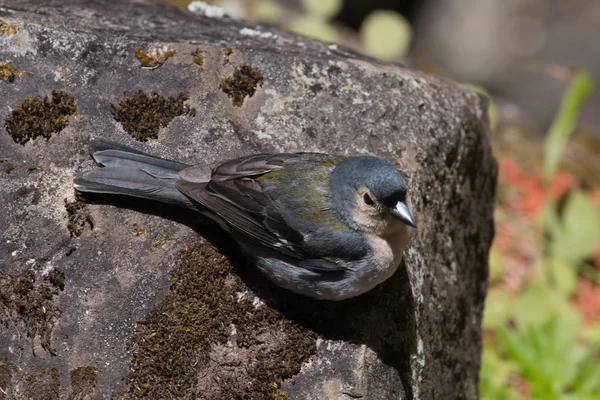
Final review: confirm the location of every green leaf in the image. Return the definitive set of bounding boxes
[497,318,597,398]
[531,257,577,296]
[543,71,594,184]
[488,247,505,283]
[479,344,520,400]
[546,191,600,264]
[573,358,600,395]
[513,284,581,334]
[581,324,600,351]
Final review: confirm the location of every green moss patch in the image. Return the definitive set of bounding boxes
[4,90,77,145]
[0,268,65,355]
[126,242,316,399]
[111,90,194,142]
[65,198,93,237]
[192,47,204,66]
[0,62,31,83]
[220,64,264,107]
[69,366,98,398]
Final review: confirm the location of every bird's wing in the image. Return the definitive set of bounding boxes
[176,153,308,259]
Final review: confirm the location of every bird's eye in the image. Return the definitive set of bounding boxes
[363,192,376,206]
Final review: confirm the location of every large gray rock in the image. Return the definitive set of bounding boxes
[0,0,496,399]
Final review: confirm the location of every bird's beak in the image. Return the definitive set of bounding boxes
[390,202,416,228]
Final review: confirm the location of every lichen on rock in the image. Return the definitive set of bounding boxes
[0,20,19,36]
[134,47,175,69]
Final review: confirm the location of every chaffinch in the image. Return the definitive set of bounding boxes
[74,139,416,300]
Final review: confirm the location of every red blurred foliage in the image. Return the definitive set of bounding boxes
[493,220,540,292]
[590,190,600,208]
[573,278,600,325]
[493,223,511,254]
[498,156,578,217]
[512,377,531,398]
[495,155,600,297]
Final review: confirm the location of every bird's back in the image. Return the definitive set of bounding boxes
[255,154,369,261]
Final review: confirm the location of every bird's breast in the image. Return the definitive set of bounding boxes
[366,226,411,284]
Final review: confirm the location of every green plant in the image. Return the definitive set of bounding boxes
[543,71,594,185]
[497,318,600,400]
[481,69,599,400]
[541,192,600,279]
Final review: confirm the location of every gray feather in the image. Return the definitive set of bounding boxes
[178,165,213,183]
[75,167,196,209]
[74,140,195,209]
[90,139,188,179]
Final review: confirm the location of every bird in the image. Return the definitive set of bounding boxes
[74,139,416,300]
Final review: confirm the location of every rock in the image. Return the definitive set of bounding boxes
[0,0,496,399]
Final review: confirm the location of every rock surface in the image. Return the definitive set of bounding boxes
[0,0,496,399]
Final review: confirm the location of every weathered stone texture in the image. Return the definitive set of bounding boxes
[0,1,496,398]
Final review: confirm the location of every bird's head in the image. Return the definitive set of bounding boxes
[331,156,416,235]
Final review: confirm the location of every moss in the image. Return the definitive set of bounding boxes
[4,90,77,145]
[132,222,145,236]
[220,64,264,107]
[126,241,316,399]
[135,47,175,69]
[0,268,64,355]
[70,366,99,398]
[65,198,94,237]
[111,90,195,141]
[222,47,233,66]
[48,268,66,291]
[23,367,61,400]
[191,47,204,66]
[0,62,31,82]
[0,20,18,36]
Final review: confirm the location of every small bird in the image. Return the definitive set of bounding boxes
[74,139,416,300]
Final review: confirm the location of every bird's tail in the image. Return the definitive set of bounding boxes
[74,139,196,209]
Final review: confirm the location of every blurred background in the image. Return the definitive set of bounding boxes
[171,1,600,398]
